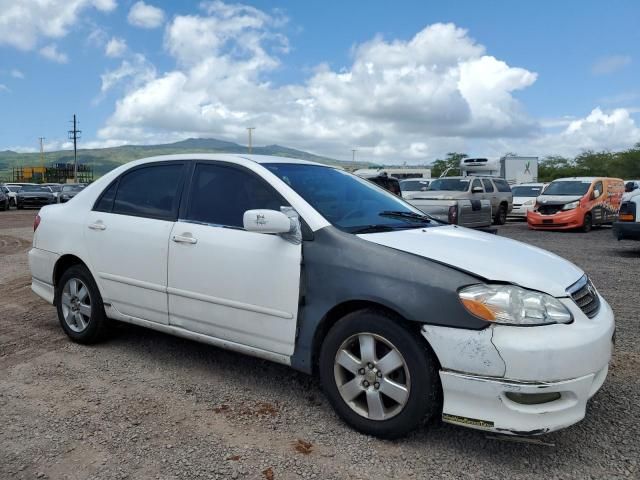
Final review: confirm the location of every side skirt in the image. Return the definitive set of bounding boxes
[104,304,292,366]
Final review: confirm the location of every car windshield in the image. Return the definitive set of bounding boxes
[20,185,50,192]
[6,186,20,192]
[427,178,470,191]
[264,164,433,233]
[543,181,591,196]
[62,185,84,192]
[511,185,544,197]
[400,180,430,191]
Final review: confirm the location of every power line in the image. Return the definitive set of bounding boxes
[68,114,81,181]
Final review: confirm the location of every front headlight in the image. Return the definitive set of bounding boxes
[562,200,579,211]
[523,199,535,206]
[459,284,572,326]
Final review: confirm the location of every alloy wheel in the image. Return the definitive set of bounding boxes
[60,278,92,333]
[333,333,410,421]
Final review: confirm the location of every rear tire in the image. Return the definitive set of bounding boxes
[55,265,110,344]
[493,204,507,225]
[581,212,593,233]
[319,309,440,439]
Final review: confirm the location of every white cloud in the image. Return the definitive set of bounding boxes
[99,6,542,162]
[592,55,632,75]
[0,0,116,51]
[127,1,165,29]
[39,44,69,63]
[105,37,127,57]
[10,69,24,79]
[100,54,156,93]
[0,83,10,93]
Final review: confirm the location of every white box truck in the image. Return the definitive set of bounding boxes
[461,156,538,184]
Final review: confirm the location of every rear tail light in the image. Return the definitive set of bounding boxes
[448,205,458,224]
[34,214,41,232]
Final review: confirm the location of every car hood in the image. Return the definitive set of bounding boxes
[536,194,582,205]
[408,190,470,200]
[358,225,583,297]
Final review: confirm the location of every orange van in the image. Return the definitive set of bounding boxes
[527,177,624,232]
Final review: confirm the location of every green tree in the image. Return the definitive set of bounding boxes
[431,152,467,177]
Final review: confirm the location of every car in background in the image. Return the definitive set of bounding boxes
[58,184,86,203]
[528,177,624,232]
[0,186,9,211]
[399,179,431,199]
[613,187,640,241]
[3,185,20,207]
[509,183,546,219]
[356,172,401,196]
[622,180,640,201]
[16,185,56,209]
[43,183,62,201]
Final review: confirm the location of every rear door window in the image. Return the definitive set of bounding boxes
[482,179,494,192]
[471,179,483,191]
[111,163,185,220]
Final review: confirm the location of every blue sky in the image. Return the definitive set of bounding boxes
[1,0,639,163]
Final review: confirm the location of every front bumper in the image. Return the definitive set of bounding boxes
[613,221,640,240]
[508,205,533,218]
[422,296,614,435]
[527,209,584,230]
[18,197,54,208]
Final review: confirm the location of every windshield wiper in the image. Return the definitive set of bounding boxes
[379,210,431,223]
[350,225,397,234]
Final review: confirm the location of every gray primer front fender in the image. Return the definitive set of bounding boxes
[290,226,490,373]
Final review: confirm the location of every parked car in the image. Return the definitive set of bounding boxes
[508,183,546,219]
[622,180,640,202]
[0,186,9,211]
[613,188,640,241]
[3,185,20,207]
[406,175,512,227]
[357,172,401,196]
[528,177,625,232]
[58,184,86,203]
[399,179,431,199]
[29,154,614,439]
[43,183,62,201]
[16,185,56,209]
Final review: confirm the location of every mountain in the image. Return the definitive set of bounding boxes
[0,138,372,181]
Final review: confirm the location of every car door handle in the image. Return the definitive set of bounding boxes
[172,234,197,244]
[88,223,106,231]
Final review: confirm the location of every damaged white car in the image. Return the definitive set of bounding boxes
[29,154,614,438]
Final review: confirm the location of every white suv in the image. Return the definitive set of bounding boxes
[29,154,615,438]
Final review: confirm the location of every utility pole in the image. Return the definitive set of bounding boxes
[38,137,45,166]
[246,127,256,154]
[352,149,357,163]
[68,114,81,181]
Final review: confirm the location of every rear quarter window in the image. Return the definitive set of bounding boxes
[494,179,512,192]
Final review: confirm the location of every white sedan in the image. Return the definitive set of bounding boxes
[29,154,614,438]
[509,182,546,218]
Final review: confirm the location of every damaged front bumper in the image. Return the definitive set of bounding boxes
[422,295,614,435]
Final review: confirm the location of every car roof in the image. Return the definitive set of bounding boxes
[128,153,327,167]
[551,177,623,182]
[513,182,545,186]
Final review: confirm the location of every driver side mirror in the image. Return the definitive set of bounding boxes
[243,209,302,244]
[472,186,483,194]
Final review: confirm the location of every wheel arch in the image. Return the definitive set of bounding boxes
[53,254,91,288]
[308,299,440,375]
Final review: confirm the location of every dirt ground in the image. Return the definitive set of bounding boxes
[1,209,638,479]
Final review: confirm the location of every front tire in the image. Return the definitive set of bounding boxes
[319,309,440,439]
[55,265,110,344]
[581,212,593,233]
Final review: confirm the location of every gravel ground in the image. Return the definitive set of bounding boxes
[1,209,638,480]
